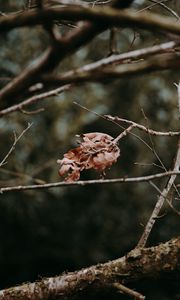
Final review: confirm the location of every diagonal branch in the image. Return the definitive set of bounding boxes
[45,40,178,81]
[137,81,180,248]
[0,84,71,117]
[1,41,179,117]
[43,52,180,86]
[1,2,180,104]
[0,237,179,300]
[147,0,180,20]
[137,141,180,248]
[0,1,134,104]
[0,123,32,167]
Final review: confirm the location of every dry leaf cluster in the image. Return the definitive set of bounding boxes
[57,132,120,182]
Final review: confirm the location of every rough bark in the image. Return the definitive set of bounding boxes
[0,237,179,300]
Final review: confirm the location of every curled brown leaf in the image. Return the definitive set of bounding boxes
[57,132,120,182]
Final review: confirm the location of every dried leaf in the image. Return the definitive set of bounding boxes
[57,132,120,182]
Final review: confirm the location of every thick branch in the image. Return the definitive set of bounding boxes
[46,40,178,79]
[1,3,180,103]
[0,1,135,104]
[1,40,174,115]
[44,52,180,86]
[0,237,179,300]
[0,45,63,104]
[0,6,180,35]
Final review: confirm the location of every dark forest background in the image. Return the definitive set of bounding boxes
[0,0,180,299]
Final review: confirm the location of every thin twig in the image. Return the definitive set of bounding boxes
[113,282,145,300]
[137,81,180,248]
[0,85,71,117]
[113,124,135,143]
[74,101,179,162]
[0,171,180,193]
[140,107,180,200]
[149,180,180,215]
[20,107,45,115]
[0,165,48,184]
[105,115,180,136]
[148,0,180,20]
[138,0,168,13]
[0,123,32,167]
[137,150,180,249]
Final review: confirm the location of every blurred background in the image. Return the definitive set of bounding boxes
[0,0,180,299]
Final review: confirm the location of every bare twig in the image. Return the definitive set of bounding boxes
[20,107,45,115]
[0,167,46,185]
[113,124,135,142]
[149,180,180,215]
[105,115,180,136]
[113,282,145,300]
[140,106,180,200]
[0,171,180,193]
[0,123,32,167]
[137,152,180,248]
[148,0,180,20]
[138,0,168,13]
[137,81,180,248]
[0,85,71,117]
[74,102,179,156]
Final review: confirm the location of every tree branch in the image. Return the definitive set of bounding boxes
[137,81,180,248]
[0,1,134,104]
[44,52,180,86]
[0,2,180,104]
[0,6,180,35]
[1,41,179,117]
[0,171,180,193]
[46,40,178,80]
[0,237,179,300]
[0,85,71,117]
[113,282,145,300]
[0,123,32,167]
[104,114,180,136]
